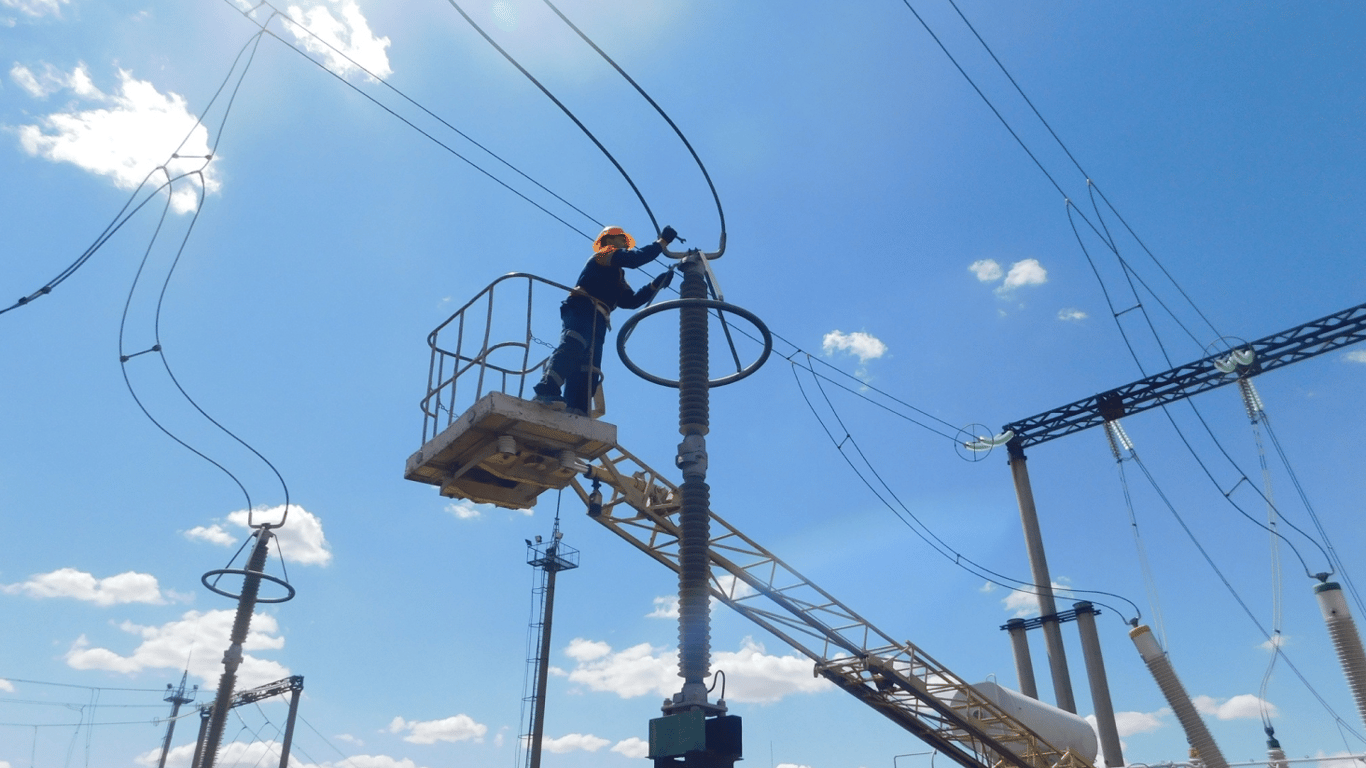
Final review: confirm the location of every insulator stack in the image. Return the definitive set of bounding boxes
[1237,377,1265,423]
[1266,727,1289,768]
[1129,624,1230,768]
[1314,581,1366,729]
[676,255,712,689]
[198,529,274,768]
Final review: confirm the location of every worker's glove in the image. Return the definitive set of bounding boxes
[659,225,678,245]
[650,269,675,291]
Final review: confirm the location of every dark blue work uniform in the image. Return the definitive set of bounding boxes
[535,242,664,412]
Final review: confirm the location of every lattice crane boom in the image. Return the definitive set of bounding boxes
[570,445,1093,768]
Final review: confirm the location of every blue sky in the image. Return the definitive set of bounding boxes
[2,1,1365,767]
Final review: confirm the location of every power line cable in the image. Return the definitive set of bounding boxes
[942,0,1224,345]
[117,28,293,525]
[792,354,1141,623]
[442,0,659,234]
[538,0,726,242]
[1,31,267,317]
[1122,442,1364,742]
[223,0,601,239]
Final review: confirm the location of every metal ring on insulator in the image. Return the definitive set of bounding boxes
[201,568,297,604]
[617,298,772,388]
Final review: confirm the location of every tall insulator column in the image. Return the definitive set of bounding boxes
[197,528,274,768]
[1314,581,1366,729]
[1129,624,1229,768]
[675,253,712,700]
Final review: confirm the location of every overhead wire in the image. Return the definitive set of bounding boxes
[538,0,727,241]
[220,0,599,239]
[1115,429,1363,741]
[116,26,292,528]
[792,353,1141,624]
[442,0,659,234]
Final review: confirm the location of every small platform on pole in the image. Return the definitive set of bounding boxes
[404,391,616,510]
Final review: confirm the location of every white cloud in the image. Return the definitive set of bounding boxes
[0,679,13,691]
[185,524,236,546]
[12,65,220,213]
[1058,308,1087,322]
[1260,634,1289,651]
[612,737,649,758]
[648,595,679,619]
[283,0,393,80]
[190,506,332,566]
[1001,259,1048,291]
[969,259,1003,282]
[543,733,611,754]
[1001,580,1078,618]
[64,609,288,688]
[565,637,828,704]
[335,734,364,747]
[138,740,426,768]
[3,568,166,605]
[822,330,887,365]
[445,501,482,520]
[388,714,487,745]
[1345,350,1366,364]
[1193,693,1276,720]
[1111,709,1167,736]
[1,0,67,19]
[777,764,814,768]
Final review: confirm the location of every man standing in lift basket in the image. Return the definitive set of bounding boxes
[533,224,678,416]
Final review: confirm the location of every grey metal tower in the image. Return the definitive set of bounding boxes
[519,516,579,768]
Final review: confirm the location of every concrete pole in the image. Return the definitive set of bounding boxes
[1074,602,1123,768]
[1006,443,1076,713]
[528,551,561,768]
[278,683,301,768]
[1005,618,1039,699]
[190,710,210,768]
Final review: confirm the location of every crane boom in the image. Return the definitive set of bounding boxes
[571,445,1092,768]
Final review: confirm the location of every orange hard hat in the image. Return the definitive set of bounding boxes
[593,226,635,254]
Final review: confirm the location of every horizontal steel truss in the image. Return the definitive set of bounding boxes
[1003,300,1366,449]
[571,445,1091,768]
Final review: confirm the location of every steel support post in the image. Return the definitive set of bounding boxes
[279,683,301,768]
[529,554,561,768]
[1073,602,1122,767]
[201,528,274,768]
[1005,618,1039,699]
[1006,443,1076,713]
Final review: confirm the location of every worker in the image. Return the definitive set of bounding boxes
[533,224,678,416]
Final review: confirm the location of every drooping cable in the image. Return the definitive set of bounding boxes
[793,354,1141,624]
[442,0,659,233]
[1262,411,1366,617]
[1106,421,1169,649]
[1240,378,1285,730]
[116,27,292,528]
[538,0,725,241]
[1120,436,1363,739]
[1068,203,1332,576]
[1,31,267,317]
[221,0,599,238]
[943,0,1224,344]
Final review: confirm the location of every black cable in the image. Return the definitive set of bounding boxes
[226,0,602,237]
[941,0,1224,348]
[119,29,293,525]
[793,355,1141,623]
[1127,449,1363,740]
[539,0,726,242]
[1,31,264,317]
[442,0,659,233]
